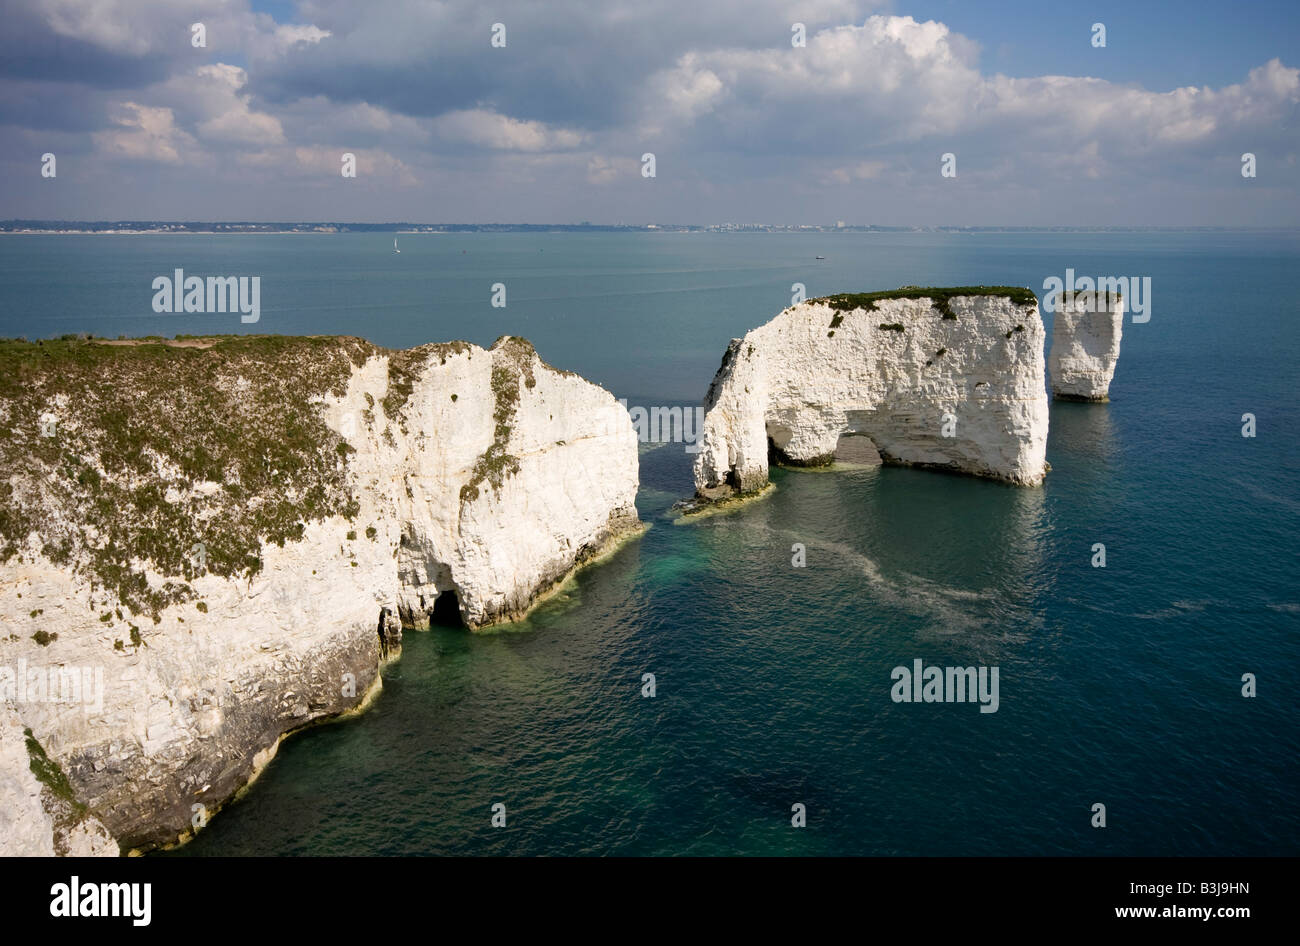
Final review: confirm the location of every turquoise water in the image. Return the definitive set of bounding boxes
[2,231,1296,855]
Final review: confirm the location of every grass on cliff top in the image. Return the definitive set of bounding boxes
[0,335,374,618]
[0,333,555,619]
[814,286,1038,320]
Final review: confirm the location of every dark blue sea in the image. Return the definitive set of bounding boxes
[2,230,1296,855]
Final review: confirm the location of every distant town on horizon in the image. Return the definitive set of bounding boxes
[1,221,1290,234]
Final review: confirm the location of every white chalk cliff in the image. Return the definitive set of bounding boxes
[0,334,639,854]
[0,702,115,856]
[1049,291,1124,401]
[692,289,1050,496]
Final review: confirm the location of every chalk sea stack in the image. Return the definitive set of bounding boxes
[1049,291,1124,402]
[691,287,1051,500]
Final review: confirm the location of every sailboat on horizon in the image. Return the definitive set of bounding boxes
[394,237,400,254]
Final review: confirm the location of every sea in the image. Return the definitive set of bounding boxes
[1,229,1296,855]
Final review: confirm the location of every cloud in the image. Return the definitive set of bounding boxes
[271,24,332,52]
[823,161,888,185]
[91,102,192,163]
[586,154,638,185]
[246,0,886,128]
[291,145,418,186]
[640,16,1300,180]
[432,110,584,152]
[34,0,329,60]
[38,0,200,57]
[183,64,286,148]
[273,97,433,151]
[0,2,1297,225]
[1,0,334,91]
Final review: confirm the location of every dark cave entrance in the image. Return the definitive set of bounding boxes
[428,589,465,628]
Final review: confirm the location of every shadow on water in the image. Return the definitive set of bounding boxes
[1047,399,1119,469]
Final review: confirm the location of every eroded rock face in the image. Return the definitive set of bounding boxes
[0,335,638,854]
[392,337,640,629]
[1049,292,1124,402]
[692,290,1050,496]
[0,703,114,856]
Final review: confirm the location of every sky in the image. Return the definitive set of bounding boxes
[0,0,1296,226]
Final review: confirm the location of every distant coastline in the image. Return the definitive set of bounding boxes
[1,221,1293,235]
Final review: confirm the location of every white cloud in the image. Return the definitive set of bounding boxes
[187,64,285,147]
[89,62,287,163]
[91,102,191,163]
[291,145,418,186]
[39,0,185,56]
[35,0,331,64]
[586,154,637,185]
[272,24,331,51]
[640,15,1300,173]
[6,4,1299,224]
[432,110,585,152]
[275,97,432,148]
[823,161,887,184]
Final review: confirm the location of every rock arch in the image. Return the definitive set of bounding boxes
[693,289,1050,498]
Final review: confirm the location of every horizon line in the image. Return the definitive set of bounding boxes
[3,220,1298,232]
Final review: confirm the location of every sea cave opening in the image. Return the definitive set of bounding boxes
[428,589,465,628]
[834,431,883,466]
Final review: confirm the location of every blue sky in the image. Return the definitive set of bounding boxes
[1,0,1296,225]
[904,0,1300,89]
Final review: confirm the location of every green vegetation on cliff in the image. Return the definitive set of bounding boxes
[24,727,85,815]
[0,332,571,621]
[816,286,1038,321]
[0,335,372,618]
[383,340,471,427]
[459,337,536,505]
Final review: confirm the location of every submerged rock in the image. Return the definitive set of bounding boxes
[1049,291,1124,402]
[692,287,1050,499]
[0,334,639,853]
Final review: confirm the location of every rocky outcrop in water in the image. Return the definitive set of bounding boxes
[1049,291,1124,401]
[691,288,1050,499]
[0,334,639,854]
